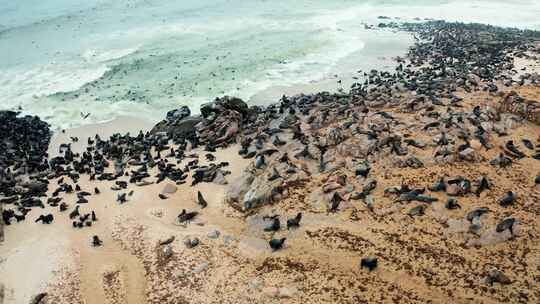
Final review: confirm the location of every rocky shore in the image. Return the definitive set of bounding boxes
[1,21,540,304]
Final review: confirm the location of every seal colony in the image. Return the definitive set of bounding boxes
[1,21,540,303]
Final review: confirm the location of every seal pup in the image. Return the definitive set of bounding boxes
[92,235,103,247]
[35,214,53,224]
[269,238,286,251]
[287,212,302,229]
[197,191,208,208]
[498,191,515,206]
[117,193,127,203]
[69,206,80,219]
[496,218,516,236]
[178,209,198,223]
[264,217,280,232]
[329,192,343,213]
[255,154,265,169]
[445,198,461,210]
[360,256,378,271]
[475,177,490,197]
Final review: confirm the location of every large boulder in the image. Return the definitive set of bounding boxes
[151,115,202,139]
[166,106,190,121]
[200,96,248,118]
[225,170,284,211]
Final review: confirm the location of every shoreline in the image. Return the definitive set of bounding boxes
[1,20,540,304]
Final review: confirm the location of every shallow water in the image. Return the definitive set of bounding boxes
[1,0,539,129]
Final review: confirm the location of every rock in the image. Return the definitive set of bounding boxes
[212,170,227,185]
[166,106,190,121]
[226,169,284,211]
[248,278,264,290]
[405,156,423,168]
[149,208,164,218]
[223,235,234,245]
[446,184,460,196]
[162,245,173,259]
[192,262,209,274]
[484,269,512,285]
[278,287,298,298]
[184,237,200,248]
[458,147,476,160]
[242,176,283,210]
[325,127,345,146]
[225,171,255,204]
[200,96,249,118]
[151,116,203,139]
[207,229,220,239]
[262,287,279,297]
[161,183,178,194]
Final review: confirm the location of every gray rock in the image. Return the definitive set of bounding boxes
[242,176,283,210]
[225,171,255,205]
[184,237,200,248]
[161,183,178,194]
[162,245,173,259]
[223,235,234,245]
[166,106,190,121]
[248,278,264,290]
[201,96,249,118]
[151,116,203,138]
[192,262,209,274]
[278,287,298,298]
[212,170,227,185]
[207,229,220,239]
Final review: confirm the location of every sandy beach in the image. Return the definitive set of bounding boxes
[1,20,540,304]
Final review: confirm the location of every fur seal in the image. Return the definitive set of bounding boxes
[496,218,516,235]
[35,214,53,224]
[197,191,208,208]
[178,209,198,223]
[360,256,378,271]
[92,235,103,246]
[498,191,515,206]
[264,217,280,232]
[445,198,461,210]
[475,177,490,197]
[329,192,343,213]
[69,206,80,219]
[429,177,446,192]
[269,238,286,251]
[287,213,302,229]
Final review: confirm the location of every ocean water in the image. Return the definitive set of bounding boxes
[1,0,539,129]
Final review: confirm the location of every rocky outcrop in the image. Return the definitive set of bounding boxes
[497,91,540,124]
[151,115,202,140]
[151,96,250,146]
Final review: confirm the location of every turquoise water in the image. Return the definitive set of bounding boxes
[1,0,539,129]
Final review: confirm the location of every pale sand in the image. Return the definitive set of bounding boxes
[1,116,249,304]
